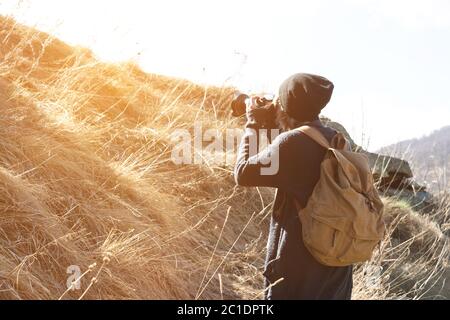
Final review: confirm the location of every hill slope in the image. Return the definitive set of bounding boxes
[0,16,448,300]
[378,126,450,194]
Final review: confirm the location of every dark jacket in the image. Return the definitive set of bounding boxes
[234,119,353,300]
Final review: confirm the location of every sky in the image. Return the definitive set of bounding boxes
[1,0,449,151]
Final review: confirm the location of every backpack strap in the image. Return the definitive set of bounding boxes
[295,125,331,149]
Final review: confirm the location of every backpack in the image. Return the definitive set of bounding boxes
[294,125,385,267]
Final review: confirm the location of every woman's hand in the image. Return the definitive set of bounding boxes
[245,95,276,129]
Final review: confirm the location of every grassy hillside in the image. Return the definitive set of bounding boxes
[0,16,448,300]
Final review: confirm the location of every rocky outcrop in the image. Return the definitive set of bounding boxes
[321,117,435,210]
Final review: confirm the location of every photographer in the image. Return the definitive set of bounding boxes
[234,73,353,300]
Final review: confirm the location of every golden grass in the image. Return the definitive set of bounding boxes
[0,16,448,300]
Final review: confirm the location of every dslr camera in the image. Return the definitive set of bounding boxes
[230,92,279,130]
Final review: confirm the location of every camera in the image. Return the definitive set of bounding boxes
[230,92,278,130]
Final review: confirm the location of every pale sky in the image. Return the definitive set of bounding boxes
[1,0,449,151]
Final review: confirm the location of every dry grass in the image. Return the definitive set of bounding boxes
[352,197,449,299]
[0,16,448,300]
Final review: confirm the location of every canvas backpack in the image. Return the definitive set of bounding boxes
[294,125,385,267]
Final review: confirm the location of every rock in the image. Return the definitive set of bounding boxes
[363,151,413,181]
[317,117,443,214]
[320,117,357,149]
[321,117,414,182]
[320,117,436,211]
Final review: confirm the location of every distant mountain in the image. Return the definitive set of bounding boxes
[377,125,450,194]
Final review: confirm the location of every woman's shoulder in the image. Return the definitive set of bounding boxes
[280,122,337,142]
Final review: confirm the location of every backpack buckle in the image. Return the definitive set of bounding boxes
[363,193,376,212]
